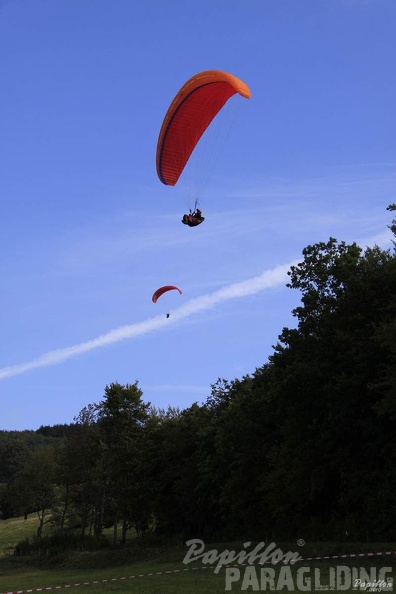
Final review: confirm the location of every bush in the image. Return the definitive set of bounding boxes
[14,531,110,557]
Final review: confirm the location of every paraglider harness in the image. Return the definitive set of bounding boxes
[182,201,205,227]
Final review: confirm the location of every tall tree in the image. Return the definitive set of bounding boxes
[5,446,57,538]
[96,382,151,543]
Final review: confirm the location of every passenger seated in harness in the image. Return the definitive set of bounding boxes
[182,208,205,227]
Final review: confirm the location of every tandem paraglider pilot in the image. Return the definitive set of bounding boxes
[182,208,205,227]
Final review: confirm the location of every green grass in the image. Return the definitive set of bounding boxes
[0,514,39,556]
[1,518,395,592]
[0,558,221,593]
[0,556,395,593]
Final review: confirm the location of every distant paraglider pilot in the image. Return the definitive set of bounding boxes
[182,208,205,227]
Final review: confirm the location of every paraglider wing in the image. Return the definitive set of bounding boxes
[156,70,251,186]
[152,285,182,304]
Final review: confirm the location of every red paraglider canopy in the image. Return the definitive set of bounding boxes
[156,70,251,186]
[152,285,182,304]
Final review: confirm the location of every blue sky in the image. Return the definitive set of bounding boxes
[1,0,395,431]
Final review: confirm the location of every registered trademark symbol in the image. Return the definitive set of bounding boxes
[297,539,305,547]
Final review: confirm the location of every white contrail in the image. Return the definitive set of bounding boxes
[0,262,294,381]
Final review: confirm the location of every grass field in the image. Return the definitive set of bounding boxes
[1,556,395,593]
[0,515,39,557]
[0,558,226,593]
[1,516,395,592]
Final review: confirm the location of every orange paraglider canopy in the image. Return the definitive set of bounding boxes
[156,70,251,186]
[152,285,182,304]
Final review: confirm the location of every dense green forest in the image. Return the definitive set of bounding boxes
[1,206,395,551]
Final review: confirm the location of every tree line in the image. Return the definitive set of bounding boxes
[1,206,395,547]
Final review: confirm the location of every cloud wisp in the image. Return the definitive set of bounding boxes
[0,262,293,381]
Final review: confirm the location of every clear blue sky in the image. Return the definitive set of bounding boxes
[1,0,395,430]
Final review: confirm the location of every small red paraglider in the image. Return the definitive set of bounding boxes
[152,285,182,304]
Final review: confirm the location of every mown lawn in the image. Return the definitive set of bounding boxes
[1,517,395,592]
[0,558,224,593]
[0,557,395,593]
[0,514,39,556]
